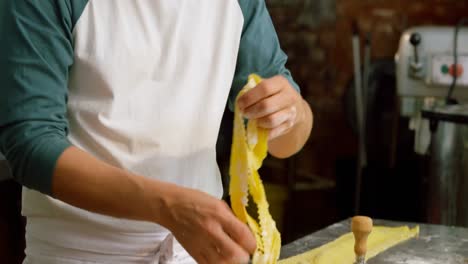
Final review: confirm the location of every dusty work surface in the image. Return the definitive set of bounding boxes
[281,219,468,263]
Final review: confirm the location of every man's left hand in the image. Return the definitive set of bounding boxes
[237,75,304,140]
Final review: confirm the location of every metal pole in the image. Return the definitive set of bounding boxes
[352,22,367,215]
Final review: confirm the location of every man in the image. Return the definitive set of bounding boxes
[0,1,313,263]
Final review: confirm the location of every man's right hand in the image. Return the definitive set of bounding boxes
[160,187,256,264]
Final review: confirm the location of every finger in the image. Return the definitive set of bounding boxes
[257,106,297,129]
[242,91,295,120]
[237,76,286,111]
[210,242,247,264]
[269,119,295,140]
[199,249,215,264]
[215,234,251,264]
[207,224,250,264]
[202,243,226,264]
[221,215,257,254]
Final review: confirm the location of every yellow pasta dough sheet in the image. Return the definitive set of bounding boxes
[229,74,281,264]
[279,225,419,264]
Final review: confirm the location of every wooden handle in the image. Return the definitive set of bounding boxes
[352,216,373,258]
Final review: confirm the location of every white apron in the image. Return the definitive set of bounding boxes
[22,0,244,263]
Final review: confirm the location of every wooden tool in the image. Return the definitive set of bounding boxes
[352,216,373,264]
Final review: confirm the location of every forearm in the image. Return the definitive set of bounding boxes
[52,146,177,227]
[268,99,313,158]
[51,146,256,262]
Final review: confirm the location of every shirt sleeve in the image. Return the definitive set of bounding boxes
[229,0,300,110]
[0,0,75,195]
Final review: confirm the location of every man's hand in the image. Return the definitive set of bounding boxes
[161,187,256,264]
[237,75,303,140]
[237,75,313,158]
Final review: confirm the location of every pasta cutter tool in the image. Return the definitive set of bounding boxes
[352,216,373,264]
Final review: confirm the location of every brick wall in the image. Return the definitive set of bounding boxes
[262,0,468,240]
[265,0,468,182]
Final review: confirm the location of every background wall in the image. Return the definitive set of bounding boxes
[262,0,468,242]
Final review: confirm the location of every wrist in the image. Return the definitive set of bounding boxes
[144,178,179,229]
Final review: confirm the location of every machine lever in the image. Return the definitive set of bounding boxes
[410,33,423,72]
